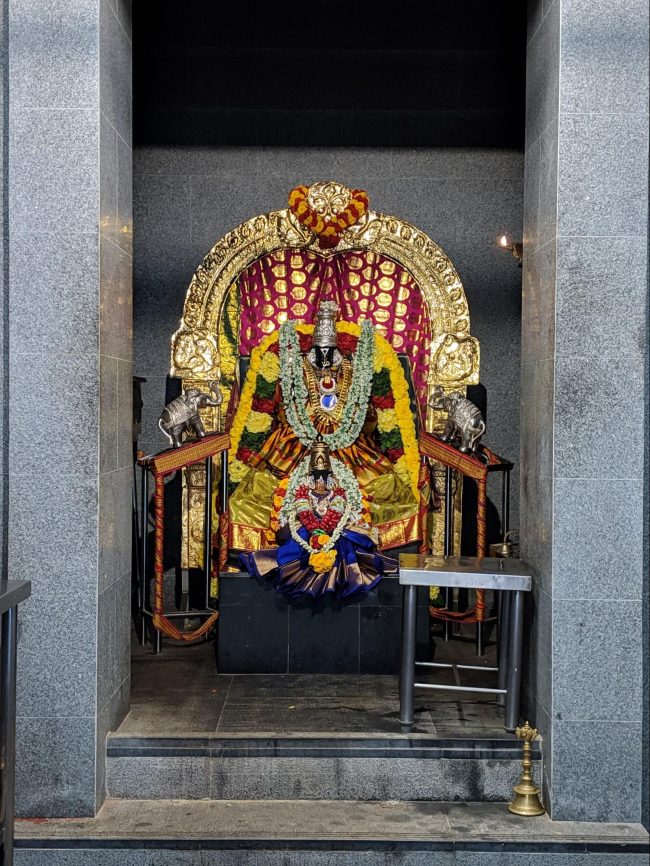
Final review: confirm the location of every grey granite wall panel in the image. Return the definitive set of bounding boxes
[134,146,524,527]
[559,0,649,114]
[557,113,648,238]
[551,720,643,823]
[97,0,133,812]
[523,0,648,822]
[7,0,133,816]
[15,716,97,817]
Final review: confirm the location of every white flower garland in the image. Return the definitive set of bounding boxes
[278,319,375,451]
[279,454,363,555]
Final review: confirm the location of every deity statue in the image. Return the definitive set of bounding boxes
[227,299,424,558]
[240,440,396,600]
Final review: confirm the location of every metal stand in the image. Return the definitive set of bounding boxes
[399,584,418,730]
[0,581,31,866]
[399,557,530,733]
[137,450,218,653]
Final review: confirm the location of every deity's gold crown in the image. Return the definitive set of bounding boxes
[312,301,339,348]
[309,440,332,474]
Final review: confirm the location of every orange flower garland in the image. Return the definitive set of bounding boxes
[288,185,369,249]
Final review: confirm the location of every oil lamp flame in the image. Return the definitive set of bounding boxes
[500,234,509,247]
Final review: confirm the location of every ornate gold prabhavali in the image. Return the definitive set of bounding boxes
[170,181,480,568]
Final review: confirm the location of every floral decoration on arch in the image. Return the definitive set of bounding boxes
[288,184,369,249]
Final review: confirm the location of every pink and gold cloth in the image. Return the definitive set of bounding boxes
[237,249,432,404]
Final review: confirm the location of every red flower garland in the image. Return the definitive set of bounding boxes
[252,395,276,414]
[371,393,395,410]
[288,185,369,249]
[295,485,346,535]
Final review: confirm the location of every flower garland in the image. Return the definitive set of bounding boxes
[273,454,365,572]
[228,322,420,499]
[279,318,375,451]
[288,185,369,249]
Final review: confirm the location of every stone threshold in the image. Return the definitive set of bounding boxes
[107,734,540,760]
[16,800,648,854]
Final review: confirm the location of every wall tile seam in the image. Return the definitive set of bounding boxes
[524,116,558,165]
[7,106,99,113]
[16,714,98,721]
[525,234,557,259]
[103,0,132,48]
[555,234,649,240]
[527,0,556,49]
[99,464,131,477]
[553,475,643,482]
[552,597,643,603]
[8,230,99,238]
[100,229,133,259]
[100,351,133,365]
[559,109,650,116]
[550,720,644,727]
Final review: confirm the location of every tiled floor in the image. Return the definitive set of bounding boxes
[118,628,513,739]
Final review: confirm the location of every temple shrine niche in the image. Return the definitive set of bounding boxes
[170,181,480,575]
[132,180,498,673]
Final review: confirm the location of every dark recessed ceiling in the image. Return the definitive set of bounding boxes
[134,1,526,147]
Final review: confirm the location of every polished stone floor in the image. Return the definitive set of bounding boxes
[119,627,513,738]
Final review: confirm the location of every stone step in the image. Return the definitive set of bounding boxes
[106,734,539,802]
[15,798,649,866]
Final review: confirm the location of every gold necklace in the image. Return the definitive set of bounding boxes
[303,357,352,424]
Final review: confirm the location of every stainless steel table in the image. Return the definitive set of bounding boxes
[398,554,531,732]
[0,579,31,866]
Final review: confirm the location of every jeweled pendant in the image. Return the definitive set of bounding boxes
[320,393,338,411]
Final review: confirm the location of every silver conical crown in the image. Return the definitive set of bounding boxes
[312,301,339,348]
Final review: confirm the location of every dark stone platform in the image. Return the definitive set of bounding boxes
[217,572,430,675]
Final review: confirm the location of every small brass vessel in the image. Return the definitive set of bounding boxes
[490,530,515,558]
[508,721,546,816]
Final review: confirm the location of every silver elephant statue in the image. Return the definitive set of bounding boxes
[159,381,222,448]
[428,385,486,454]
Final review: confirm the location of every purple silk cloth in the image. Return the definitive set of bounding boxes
[237,248,432,404]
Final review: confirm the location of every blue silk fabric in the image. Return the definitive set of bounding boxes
[240,526,397,601]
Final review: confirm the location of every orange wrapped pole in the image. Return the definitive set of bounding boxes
[151,473,218,642]
[475,475,488,622]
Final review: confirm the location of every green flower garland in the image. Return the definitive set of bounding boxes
[279,454,363,554]
[278,318,375,450]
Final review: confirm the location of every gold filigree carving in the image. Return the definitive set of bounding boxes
[173,330,220,378]
[430,334,480,385]
[306,181,352,220]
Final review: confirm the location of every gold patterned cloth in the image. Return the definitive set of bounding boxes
[229,402,423,553]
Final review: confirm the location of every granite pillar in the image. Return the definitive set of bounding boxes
[7,0,132,816]
[522,0,648,822]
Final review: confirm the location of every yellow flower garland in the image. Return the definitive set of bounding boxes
[228,321,420,500]
[246,410,273,435]
[259,351,280,382]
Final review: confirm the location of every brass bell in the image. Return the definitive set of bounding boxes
[491,530,514,558]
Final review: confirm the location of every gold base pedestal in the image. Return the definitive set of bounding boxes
[508,783,546,817]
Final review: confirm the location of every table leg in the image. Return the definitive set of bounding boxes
[505,590,524,732]
[1,606,18,866]
[497,590,511,708]
[399,584,417,730]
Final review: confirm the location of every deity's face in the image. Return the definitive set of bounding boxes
[313,346,337,370]
[311,470,331,495]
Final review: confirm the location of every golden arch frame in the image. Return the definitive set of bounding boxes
[171,200,480,402]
